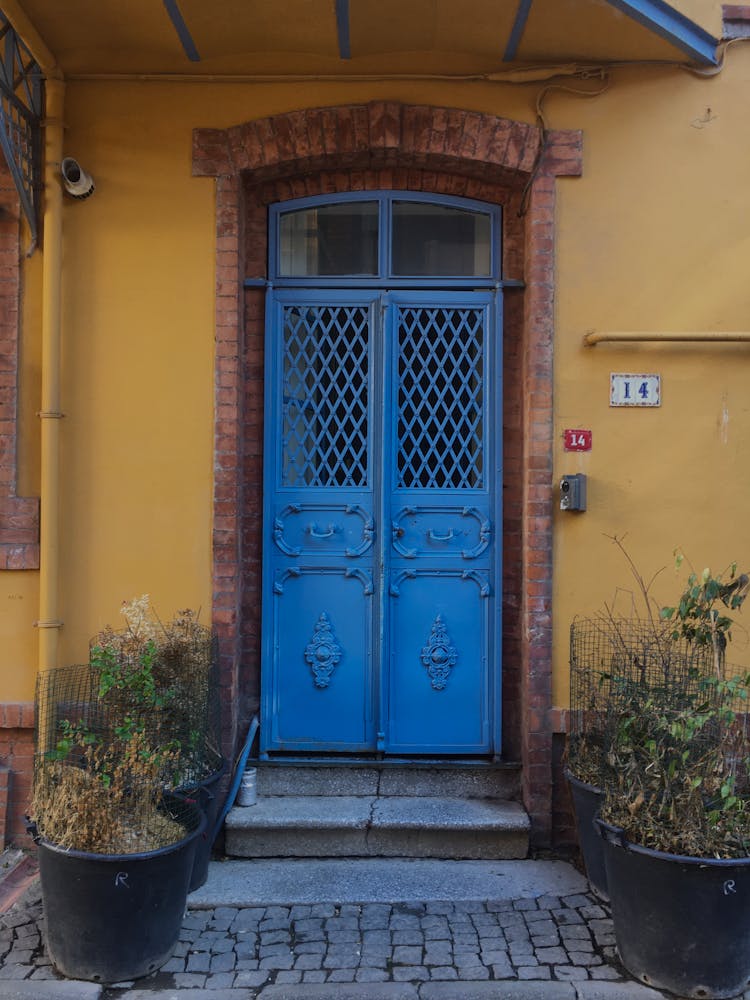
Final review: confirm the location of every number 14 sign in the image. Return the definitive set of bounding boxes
[610,373,661,407]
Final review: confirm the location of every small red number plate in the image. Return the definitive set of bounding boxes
[564,429,592,451]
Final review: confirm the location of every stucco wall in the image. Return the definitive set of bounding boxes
[2,47,750,707]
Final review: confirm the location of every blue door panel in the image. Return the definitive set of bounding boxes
[387,570,490,753]
[261,290,378,755]
[273,501,374,559]
[269,567,374,750]
[261,284,501,757]
[391,504,491,561]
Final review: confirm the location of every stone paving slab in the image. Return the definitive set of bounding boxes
[110,993,242,1000]
[421,986,665,1000]
[575,986,668,1000]
[258,986,419,999]
[190,858,588,906]
[0,984,102,999]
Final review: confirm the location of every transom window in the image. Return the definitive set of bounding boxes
[270,192,500,286]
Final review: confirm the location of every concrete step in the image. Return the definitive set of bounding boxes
[225,795,529,860]
[190,857,588,906]
[254,762,521,800]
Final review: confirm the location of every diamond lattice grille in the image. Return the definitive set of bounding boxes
[282,304,369,487]
[397,306,484,490]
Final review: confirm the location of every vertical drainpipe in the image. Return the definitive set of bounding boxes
[37,75,65,671]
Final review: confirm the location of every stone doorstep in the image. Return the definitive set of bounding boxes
[224,796,530,860]
[188,857,589,907]
[254,763,522,800]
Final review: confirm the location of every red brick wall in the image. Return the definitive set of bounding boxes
[193,102,582,845]
[0,160,39,569]
[0,153,40,847]
[0,703,35,847]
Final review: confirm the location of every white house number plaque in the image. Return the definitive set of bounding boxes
[610,373,661,407]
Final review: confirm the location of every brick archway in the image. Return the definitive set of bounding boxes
[193,102,582,845]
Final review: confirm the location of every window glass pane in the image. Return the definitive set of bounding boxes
[397,305,484,489]
[281,303,369,487]
[279,202,379,276]
[392,202,491,276]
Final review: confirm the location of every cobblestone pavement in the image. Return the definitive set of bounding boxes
[0,878,675,998]
[0,880,750,1000]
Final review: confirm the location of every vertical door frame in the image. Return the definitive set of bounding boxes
[261,191,505,757]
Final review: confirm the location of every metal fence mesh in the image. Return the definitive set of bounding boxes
[569,618,714,783]
[32,621,221,853]
[569,618,750,856]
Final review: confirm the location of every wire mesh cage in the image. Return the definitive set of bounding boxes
[88,616,223,784]
[33,663,206,853]
[32,611,222,853]
[569,617,750,856]
[569,618,715,785]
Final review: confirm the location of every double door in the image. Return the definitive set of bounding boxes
[260,288,501,756]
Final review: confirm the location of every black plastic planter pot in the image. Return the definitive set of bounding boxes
[36,797,205,983]
[178,757,228,891]
[597,818,750,999]
[564,769,608,900]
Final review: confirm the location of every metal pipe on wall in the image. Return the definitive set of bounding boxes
[37,76,66,670]
[583,330,750,346]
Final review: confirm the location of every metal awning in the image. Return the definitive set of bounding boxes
[6,0,719,79]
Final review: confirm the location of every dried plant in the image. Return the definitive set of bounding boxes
[32,730,185,854]
[31,599,221,855]
[90,599,221,783]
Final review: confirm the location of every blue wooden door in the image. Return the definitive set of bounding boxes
[261,289,500,756]
[384,292,497,754]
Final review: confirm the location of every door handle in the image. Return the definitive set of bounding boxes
[427,528,455,542]
[308,523,339,539]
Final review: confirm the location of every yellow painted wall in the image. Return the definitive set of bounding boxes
[551,54,750,704]
[0,574,39,701]
[672,0,722,35]
[3,35,750,708]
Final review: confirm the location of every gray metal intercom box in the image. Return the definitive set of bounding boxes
[560,473,587,511]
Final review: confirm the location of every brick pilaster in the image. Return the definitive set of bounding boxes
[0,162,39,569]
[0,702,36,847]
[194,104,583,845]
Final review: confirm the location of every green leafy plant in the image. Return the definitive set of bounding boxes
[46,718,99,763]
[571,538,750,858]
[600,667,750,857]
[661,555,750,678]
[92,640,161,705]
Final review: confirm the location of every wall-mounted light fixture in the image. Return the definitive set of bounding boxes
[61,158,95,200]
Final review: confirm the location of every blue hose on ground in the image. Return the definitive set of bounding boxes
[212,715,259,843]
